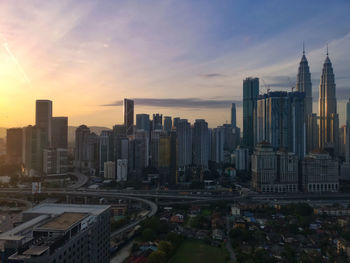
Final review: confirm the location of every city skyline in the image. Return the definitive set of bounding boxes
[0,1,350,128]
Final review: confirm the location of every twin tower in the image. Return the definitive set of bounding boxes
[296,45,339,154]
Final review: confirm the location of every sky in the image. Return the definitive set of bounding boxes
[0,0,349,128]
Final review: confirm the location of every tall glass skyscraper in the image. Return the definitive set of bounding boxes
[193,119,209,168]
[36,100,52,146]
[124,99,134,136]
[318,52,339,154]
[231,103,236,127]
[243,77,259,150]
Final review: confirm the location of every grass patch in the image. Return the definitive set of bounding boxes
[169,240,228,263]
[201,209,212,217]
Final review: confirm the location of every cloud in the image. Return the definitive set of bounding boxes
[200,73,226,78]
[102,98,240,108]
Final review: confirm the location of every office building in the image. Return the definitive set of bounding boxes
[235,146,249,171]
[223,124,240,152]
[22,125,46,176]
[152,113,163,130]
[116,159,128,182]
[104,161,116,180]
[150,130,166,168]
[318,53,339,154]
[6,128,23,164]
[113,125,127,161]
[346,99,350,163]
[74,125,98,171]
[173,117,180,130]
[51,117,68,149]
[35,100,52,147]
[0,203,110,263]
[99,130,114,177]
[43,148,68,175]
[296,46,313,120]
[256,91,305,159]
[129,130,149,179]
[164,116,172,132]
[231,103,236,127]
[302,151,339,192]
[136,114,150,133]
[124,99,134,136]
[176,119,192,168]
[193,119,209,168]
[276,151,298,192]
[243,77,259,150]
[306,113,319,153]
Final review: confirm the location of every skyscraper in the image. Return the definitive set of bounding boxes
[6,128,23,164]
[35,100,52,146]
[124,99,134,136]
[99,130,114,176]
[346,99,350,163]
[176,119,192,168]
[136,114,150,132]
[164,116,172,132]
[296,45,312,119]
[193,119,209,168]
[243,77,259,150]
[211,126,225,163]
[51,116,68,149]
[231,103,236,127]
[152,113,163,130]
[318,51,339,154]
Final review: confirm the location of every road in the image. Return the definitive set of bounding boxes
[225,216,236,262]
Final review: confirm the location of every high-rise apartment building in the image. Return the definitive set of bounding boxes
[35,100,52,147]
[243,77,259,150]
[74,125,98,171]
[6,128,23,164]
[164,116,172,132]
[124,99,134,136]
[346,99,350,163]
[51,117,68,149]
[231,103,236,127]
[235,146,249,171]
[211,126,225,163]
[176,119,192,168]
[193,119,209,168]
[99,130,114,176]
[173,117,180,130]
[223,124,240,152]
[117,159,128,182]
[318,53,339,154]
[43,148,68,175]
[104,161,116,179]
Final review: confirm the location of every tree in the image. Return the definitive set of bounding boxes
[142,228,156,241]
[158,241,173,256]
[147,250,167,263]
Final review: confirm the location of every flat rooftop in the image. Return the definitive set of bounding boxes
[36,212,88,232]
[24,203,110,216]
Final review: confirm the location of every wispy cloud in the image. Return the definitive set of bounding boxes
[199,73,226,78]
[102,98,239,108]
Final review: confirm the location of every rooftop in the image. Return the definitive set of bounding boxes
[24,203,110,216]
[36,212,88,232]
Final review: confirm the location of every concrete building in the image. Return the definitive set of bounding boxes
[43,148,68,175]
[74,125,98,171]
[193,119,209,168]
[51,117,68,149]
[211,126,225,163]
[243,77,259,151]
[35,100,52,147]
[117,159,128,182]
[163,116,172,132]
[104,161,116,180]
[306,113,319,153]
[124,99,134,136]
[235,146,249,171]
[302,151,339,192]
[318,53,339,155]
[252,143,298,193]
[223,124,240,152]
[6,128,23,164]
[129,130,149,179]
[0,203,110,263]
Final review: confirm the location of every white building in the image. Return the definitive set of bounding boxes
[104,161,115,180]
[235,146,249,171]
[117,159,128,182]
[43,148,68,175]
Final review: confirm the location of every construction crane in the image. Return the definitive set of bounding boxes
[260,78,271,94]
[287,77,296,92]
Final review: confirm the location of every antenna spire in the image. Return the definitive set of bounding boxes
[303,41,305,55]
[326,44,329,56]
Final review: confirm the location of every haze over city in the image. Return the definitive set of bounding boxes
[1,0,350,128]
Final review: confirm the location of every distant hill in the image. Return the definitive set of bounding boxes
[0,126,111,143]
[68,126,111,143]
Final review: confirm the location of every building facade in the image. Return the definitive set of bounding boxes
[124,99,134,136]
[6,128,23,164]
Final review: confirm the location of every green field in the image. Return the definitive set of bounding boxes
[169,240,228,263]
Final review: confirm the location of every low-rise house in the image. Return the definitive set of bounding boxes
[170,214,184,223]
[212,229,224,240]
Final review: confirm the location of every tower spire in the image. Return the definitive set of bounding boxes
[326,44,328,56]
[303,41,305,55]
